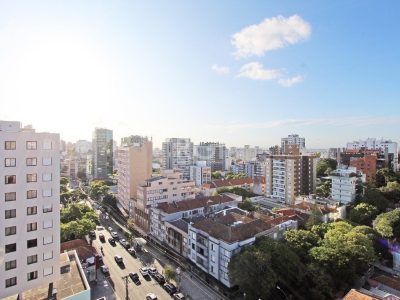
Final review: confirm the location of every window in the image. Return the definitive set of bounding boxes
[5,260,17,271]
[211,244,215,251]
[5,243,16,253]
[27,254,38,265]
[5,175,16,184]
[26,141,37,150]
[27,271,38,281]
[43,251,53,261]
[43,140,52,150]
[43,267,53,276]
[27,206,37,215]
[5,158,16,167]
[27,173,37,182]
[5,226,16,236]
[5,192,16,201]
[43,204,53,213]
[5,141,16,150]
[43,220,53,229]
[5,277,17,288]
[27,238,37,248]
[42,173,52,182]
[5,209,16,219]
[26,157,37,166]
[27,222,37,232]
[42,157,52,166]
[43,235,53,245]
[27,190,37,199]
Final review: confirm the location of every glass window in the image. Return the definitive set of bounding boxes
[27,271,38,281]
[42,157,52,166]
[43,251,53,261]
[43,267,53,276]
[5,175,16,184]
[27,190,37,199]
[27,239,37,248]
[26,157,37,166]
[27,173,37,182]
[5,226,16,236]
[5,277,17,288]
[5,192,16,202]
[43,189,52,197]
[5,141,16,150]
[27,254,38,265]
[26,141,37,150]
[5,243,16,253]
[5,260,17,271]
[27,206,37,215]
[43,204,53,213]
[43,235,53,245]
[43,220,53,229]
[5,209,16,219]
[42,173,52,182]
[5,158,16,167]
[27,222,37,232]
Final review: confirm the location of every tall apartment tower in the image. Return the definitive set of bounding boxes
[117,136,153,215]
[281,134,306,154]
[194,142,227,171]
[92,128,113,179]
[162,138,193,180]
[0,121,60,298]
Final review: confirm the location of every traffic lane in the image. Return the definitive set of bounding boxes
[94,227,171,300]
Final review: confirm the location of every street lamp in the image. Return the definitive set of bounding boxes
[176,267,181,291]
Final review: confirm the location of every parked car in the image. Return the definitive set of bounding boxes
[114,255,123,264]
[146,293,157,300]
[99,233,105,242]
[111,231,119,239]
[108,238,116,246]
[108,226,113,231]
[100,265,109,275]
[127,247,136,256]
[119,239,130,248]
[164,283,177,295]
[149,267,157,276]
[173,293,185,300]
[89,230,96,239]
[153,273,165,285]
[139,267,150,277]
[129,272,140,285]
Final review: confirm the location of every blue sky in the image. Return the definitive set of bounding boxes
[0,1,399,148]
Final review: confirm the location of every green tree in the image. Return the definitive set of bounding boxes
[310,223,331,239]
[356,186,390,213]
[89,180,110,200]
[225,172,247,180]
[374,208,400,239]
[380,181,400,203]
[211,171,222,179]
[164,265,176,282]
[316,181,331,198]
[83,210,100,225]
[305,205,323,230]
[317,159,338,177]
[376,168,397,188]
[284,230,320,262]
[60,177,69,185]
[348,203,379,226]
[103,193,117,208]
[238,198,257,212]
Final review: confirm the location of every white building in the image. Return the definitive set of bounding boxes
[346,138,398,171]
[162,138,193,180]
[194,142,227,171]
[0,121,60,298]
[190,161,211,186]
[281,134,306,154]
[331,166,365,204]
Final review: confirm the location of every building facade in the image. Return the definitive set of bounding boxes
[190,161,211,186]
[194,142,227,171]
[92,128,113,179]
[0,121,60,298]
[281,134,306,154]
[117,136,153,214]
[162,138,193,180]
[331,166,364,204]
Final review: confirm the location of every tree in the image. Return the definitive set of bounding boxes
[305,206,323,230]
[356,186,390,213]
[376,168,397,188]
[380,181,400,203]
[317,159,337,177]
[238,198,257,212]
[164,265,176,282]
[316,181,331,198]
[83,210,100,225]
[60,177,69,185]
[284,230,320,262]
[103,193,117,208]
[77,170,87,181]
[89,180,110,200]
[374,208,400,239]
[348,203,379,226]
[211,171,222,179]
[225,172,247,180]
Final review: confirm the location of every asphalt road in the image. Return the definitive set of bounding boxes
[92,227,172,300]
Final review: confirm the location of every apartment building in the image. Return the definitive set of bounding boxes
[187,209,297,287]
[263,153,318,204]
[92,128,113,179]
[194,142,227,171]
[331,166,365,204]
[349,155,377,183]
[281,134,306,154]
[190,161,211,186]
[162,138,193,180]
[0,121,60,299]
[133,170,195,234]
[346,138,398,171]
[117,136,152,214]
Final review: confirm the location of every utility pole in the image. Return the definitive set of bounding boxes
[122,275,129,300]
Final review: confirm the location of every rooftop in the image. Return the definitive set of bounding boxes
[202,177,254,189]
[343,289,379,300]
[370,274,400,291]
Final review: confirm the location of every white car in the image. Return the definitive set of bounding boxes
[139,267,149,277]
[111,231,119,239]
[146,293,157,300]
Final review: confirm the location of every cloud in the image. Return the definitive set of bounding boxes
[211,64,230,75]
[278,75,304,87]
[232,15,311,58]
[237,62,283,81]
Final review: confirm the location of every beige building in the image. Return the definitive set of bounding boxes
[133,170,195,234]
[117,137,152,215]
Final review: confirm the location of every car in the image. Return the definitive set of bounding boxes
[149,267,157,276]
[173,293,185,300]
[114,255,123,264]
[108,238,116,246]
[99,233,105,242]
[128,272,140,284]
[139,267,150,277]
[100,265,109,275]
[127,247,136,256]
[111,231,119,239]
[164,283,177,295]
[89,230,96,239]
[108,226,113,231]
[119,239,130,248]
[146,293,157,300]
[153,273,165,285]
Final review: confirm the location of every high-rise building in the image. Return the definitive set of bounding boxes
[74,140,92,155]
[92,128,113,179]
[190,161,212,186]
[162,138,193,180]
[331,166,365,204]
[117,136,153,215]
[194,142,227,171]
[0,121,60,298]
[281,134,306,154]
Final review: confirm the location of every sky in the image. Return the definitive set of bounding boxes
[0,1,399,148]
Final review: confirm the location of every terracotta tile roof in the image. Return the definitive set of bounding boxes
[343,289,379,300]
[253,176,266,184]
[156,195,234,214]
[370,274,400,291]
[293,201,338,214]
[202,177,254,189]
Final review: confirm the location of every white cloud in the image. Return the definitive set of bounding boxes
[278,75,304,87]
[237,62,283,81]
[211,64,230,74]
[232,15,311,58]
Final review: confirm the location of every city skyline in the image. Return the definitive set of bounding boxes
[1,1,399,148]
